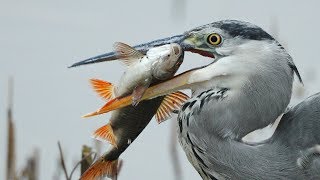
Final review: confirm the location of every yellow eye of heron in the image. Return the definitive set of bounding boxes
[207,33,222,46]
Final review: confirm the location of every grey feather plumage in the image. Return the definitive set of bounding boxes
[177,20,320,180]
[179,92,320,180]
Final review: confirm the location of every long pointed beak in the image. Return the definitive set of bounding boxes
[82,68,199,117]
[69,34,191,68]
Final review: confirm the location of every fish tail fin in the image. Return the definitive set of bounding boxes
[93,123,117,148]
[90,79,115,100]
[81,157,118,180]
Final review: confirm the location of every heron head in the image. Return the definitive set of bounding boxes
[70,20,275,67]
[124,20,303,99]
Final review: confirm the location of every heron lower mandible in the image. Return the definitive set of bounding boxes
[71,20,320,179]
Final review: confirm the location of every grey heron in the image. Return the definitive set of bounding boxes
[70,20,320,179]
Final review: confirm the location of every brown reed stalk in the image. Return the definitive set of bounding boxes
[58,141,69,180]
[80,145,94,175]
[6,77,17,180]
[20,150,39,180]
[111,159,123,180]
[57,142,97,179]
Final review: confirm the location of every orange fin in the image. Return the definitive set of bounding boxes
[81,158,118,180]
[93,123,117,148]
[82,99,118,118]
[90,79,115,100]
[82,111,99,118]
[155,91,189,123]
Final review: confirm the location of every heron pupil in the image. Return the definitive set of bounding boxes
[210,35,218,43]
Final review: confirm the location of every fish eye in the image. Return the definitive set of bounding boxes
[207,33,222,46]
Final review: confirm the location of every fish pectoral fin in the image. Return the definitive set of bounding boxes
[90,79,115,100]
[113,42,144,66]
[81,158,118,180]
[155,91,189,124]
[93,123,117,148]
[132,83,150,106]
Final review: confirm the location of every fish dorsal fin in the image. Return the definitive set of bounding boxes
[113,42,144,66]
[90,79,115,100]
[155,91,189,124]
[93,123,117,148]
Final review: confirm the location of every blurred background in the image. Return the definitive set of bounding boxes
[1,0,320,179]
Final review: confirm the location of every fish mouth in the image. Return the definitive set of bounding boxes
[166,43,184,70]
[68,33,215,68]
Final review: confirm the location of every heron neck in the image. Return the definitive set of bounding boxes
[191,50,294,139]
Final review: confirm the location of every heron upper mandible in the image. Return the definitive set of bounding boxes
[70,20,320,179]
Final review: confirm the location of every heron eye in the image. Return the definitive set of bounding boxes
[207,33,222,46]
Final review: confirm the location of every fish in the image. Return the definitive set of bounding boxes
[81,42,189,179]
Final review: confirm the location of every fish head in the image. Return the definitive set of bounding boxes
[150,43,184,80]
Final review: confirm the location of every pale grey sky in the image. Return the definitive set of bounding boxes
[1,0,320,179]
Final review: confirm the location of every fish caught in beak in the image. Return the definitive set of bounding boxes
[76,29,221,117]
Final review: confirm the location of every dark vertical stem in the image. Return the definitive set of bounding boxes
[58,142,69,180]
[111,159,123,180]
[21,150,39,180]
[80,145,93,175]
[6,77,16,180]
